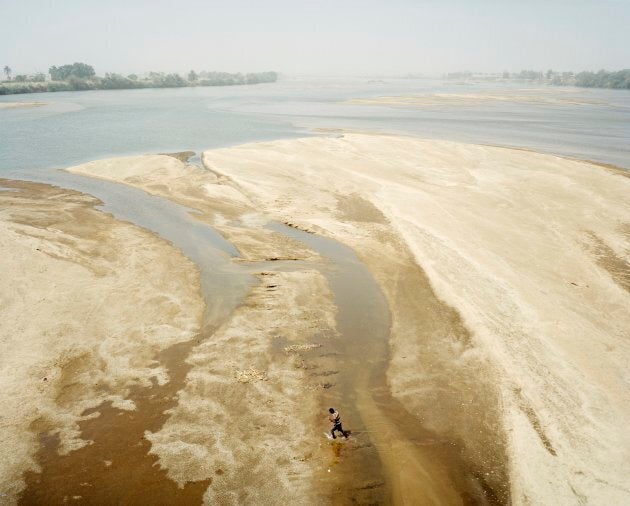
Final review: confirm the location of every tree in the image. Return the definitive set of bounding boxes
[127,74,138,80]
[188,70,198,82]
[3,66,11,80]
[49,62,95,81]
[70,62,95,79]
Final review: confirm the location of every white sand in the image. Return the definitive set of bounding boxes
[0,181,204,503]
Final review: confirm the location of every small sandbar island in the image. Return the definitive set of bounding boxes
[0,101,47,109]
[347,90,603,107]
[1,134,629,504]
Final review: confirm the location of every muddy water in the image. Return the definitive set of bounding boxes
[269,223,498,505]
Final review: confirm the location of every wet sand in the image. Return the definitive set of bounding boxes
[0,179,204,503]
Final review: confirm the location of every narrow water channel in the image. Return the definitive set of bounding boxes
[14,169,253,321]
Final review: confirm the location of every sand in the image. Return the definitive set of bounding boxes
[0,180,204,503]
[0,102,47,109]
[146,268,339,504]
[63,156,374,503]
[347,91,602,108]
[65,134,630,504]
[200,134,630,505]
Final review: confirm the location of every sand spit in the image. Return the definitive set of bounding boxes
[0,102,47,109]
[199,134,630,505]
[347,91,602,108]
[0,180,204,503]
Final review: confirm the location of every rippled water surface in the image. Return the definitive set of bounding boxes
[1,77,629,174]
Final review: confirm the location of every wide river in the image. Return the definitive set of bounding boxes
[1,76,629,176]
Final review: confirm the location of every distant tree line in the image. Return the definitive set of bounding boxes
[0,62,279,95]
[443,68,630,89]
[507,69,630,88]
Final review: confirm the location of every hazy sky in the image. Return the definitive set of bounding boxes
[2,0,629,76]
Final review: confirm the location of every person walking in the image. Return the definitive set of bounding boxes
[328,407,349,439]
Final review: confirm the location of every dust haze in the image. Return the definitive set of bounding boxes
[3,0,629,76]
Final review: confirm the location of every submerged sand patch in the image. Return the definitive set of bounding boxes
[0,102,47,109]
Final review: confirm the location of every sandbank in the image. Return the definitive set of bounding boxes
[0,102,47,109]
[347,91,602,108]
[66,134,630,504]
[201,134,630,505]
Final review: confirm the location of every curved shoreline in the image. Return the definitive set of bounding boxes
[62,135,630,503]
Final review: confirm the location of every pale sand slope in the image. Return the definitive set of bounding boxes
[0,180,203,503]
[199,134,629,505]
[65,154,314,262]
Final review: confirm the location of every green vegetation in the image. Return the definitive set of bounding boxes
[0,62,279,95]
[444,69,630,89]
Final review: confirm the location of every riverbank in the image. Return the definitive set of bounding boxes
[347,89,603,108]
[66,134,630,503]
[0,71,278,96]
